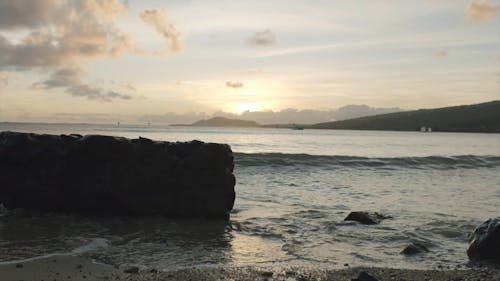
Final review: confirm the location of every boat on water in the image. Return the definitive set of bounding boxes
[420,126,432,132]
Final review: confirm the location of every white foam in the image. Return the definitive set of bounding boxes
[71,238,110,254]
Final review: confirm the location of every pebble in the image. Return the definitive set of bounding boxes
[260,271,274,277]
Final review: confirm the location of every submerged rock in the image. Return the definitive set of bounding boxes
[344,211,392,225]
[0,132,235,219]
[123,265,139,274]
[401,242,429,256]
[351,271,379,281]
[467,218,500,261]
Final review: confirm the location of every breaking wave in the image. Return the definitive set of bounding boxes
[234,153,500,170]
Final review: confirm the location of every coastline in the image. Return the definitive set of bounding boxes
[2,255,499,281]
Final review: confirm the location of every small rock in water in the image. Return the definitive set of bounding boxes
[401,242,430,256]
[467,218,500,261]
[344,211,392,225]
[351,271,379,281]
[260,270,274,277]
[123,266,140,274]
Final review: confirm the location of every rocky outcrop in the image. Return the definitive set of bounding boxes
[0,131,235,219]
[467,218,500,261]
[344,212,392,225]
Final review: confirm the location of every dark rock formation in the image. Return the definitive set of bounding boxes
[344,211,392,225]
[467,218,500,261]
[401,242,429,256]
[0,131,235,219]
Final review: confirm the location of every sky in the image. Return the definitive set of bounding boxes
[0,0,499,124]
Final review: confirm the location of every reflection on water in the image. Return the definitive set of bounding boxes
[0,210,302,268]
[230,233,289,265]
[0,211,233,269]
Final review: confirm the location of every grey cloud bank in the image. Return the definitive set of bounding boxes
[6,105,402,125]
[0,0,54,29]
[137,105,403,125]
[0,0,181,101]
[31,67,131,102]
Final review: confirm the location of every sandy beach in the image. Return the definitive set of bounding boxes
[2,255,500,281]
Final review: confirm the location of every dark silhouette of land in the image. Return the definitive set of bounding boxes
[309,100,500,132]
[175,101,500,133]
[175,116,260,127]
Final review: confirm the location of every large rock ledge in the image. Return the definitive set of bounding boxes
[0,131,236,219]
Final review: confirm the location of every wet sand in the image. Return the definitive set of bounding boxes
[2,255,500,281]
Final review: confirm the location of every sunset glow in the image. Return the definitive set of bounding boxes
[0,0,498,125]
[235,103,262,114]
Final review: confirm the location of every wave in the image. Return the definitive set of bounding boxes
[234,153,500,169]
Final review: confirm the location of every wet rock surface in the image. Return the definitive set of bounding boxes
[0,131,235,219]
[344,212,392,225]
[468,218,500,261]
[401,242,430,256]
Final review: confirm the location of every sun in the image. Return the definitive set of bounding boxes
[236,103,261,114]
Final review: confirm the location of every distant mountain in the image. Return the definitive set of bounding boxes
[332,105,402,121]
[309,101,500,133]
[183,117,260,127]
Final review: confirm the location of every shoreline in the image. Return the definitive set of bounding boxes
[2,255,499,281]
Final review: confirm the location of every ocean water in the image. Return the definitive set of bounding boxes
[1,123,499,270]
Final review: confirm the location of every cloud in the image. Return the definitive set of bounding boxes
[66,85,131,102]
[0,0,182,101]
[140,9,182,53]
[466,0,500,23]
[122,82,137,92]
[10,105,405,125]
[248,29,276,46]
[32,67,84,89]
[0,0,55,30]
[138,106,403,125]
[434,50,448,57]
[32,67,131,102]
[226,81,244,88]
[0,0,132,68]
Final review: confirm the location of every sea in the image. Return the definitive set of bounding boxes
[0,122,499,270]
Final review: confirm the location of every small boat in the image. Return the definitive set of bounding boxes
[420,126,432,133]
[292,124,304,130]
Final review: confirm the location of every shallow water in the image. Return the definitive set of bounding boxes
[1,123,499,269]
